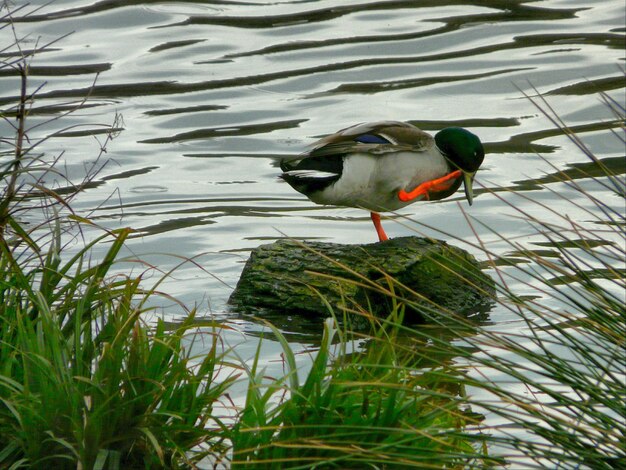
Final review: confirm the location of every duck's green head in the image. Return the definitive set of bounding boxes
[434,127,485,205]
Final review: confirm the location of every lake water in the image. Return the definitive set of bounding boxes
[2,0,624,455]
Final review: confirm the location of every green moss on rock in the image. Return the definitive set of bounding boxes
[228,236,495,323]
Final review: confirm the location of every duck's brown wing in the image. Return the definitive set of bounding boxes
[308,121,435,158]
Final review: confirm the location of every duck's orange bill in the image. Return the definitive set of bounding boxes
[397,170,462,202]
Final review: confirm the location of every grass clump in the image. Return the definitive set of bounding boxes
[230,316,491,469]
[0,10,234,467]
[0,240,232,467]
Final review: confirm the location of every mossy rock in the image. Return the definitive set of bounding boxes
[228,236,495,323]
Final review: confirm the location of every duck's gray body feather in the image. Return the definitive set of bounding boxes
[280,121,455,212]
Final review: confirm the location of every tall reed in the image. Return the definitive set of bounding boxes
[386,89,625,468]
[460,90,625,468]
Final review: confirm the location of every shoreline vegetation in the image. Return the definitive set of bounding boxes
[1,3,624,468]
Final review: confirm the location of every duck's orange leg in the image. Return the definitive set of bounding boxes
[370,212,388,241]
[398,170,462,202]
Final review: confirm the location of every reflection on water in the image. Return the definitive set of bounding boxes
[1,2,624,349]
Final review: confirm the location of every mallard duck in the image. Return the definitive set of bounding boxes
[280,121,485,241]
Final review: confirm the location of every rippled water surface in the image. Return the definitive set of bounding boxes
[2,0,624,406]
